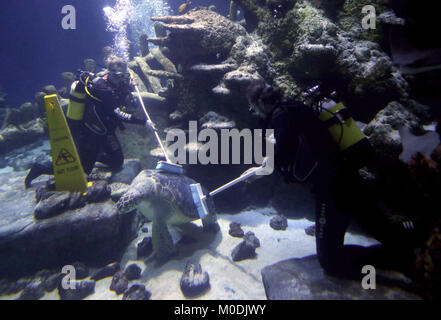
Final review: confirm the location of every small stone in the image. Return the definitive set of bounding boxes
[34,191,71,219]
[91,263,120,281]
[180,263,210,298]
[42,273,63,293]
[58,280,95,300]
[85,180,110,203]
[137,237,153,258]
[17,281,45,300]
[68,192,86,209]
[229,222,244,238]
[231,239,257,262]
[305,225,316,236]
[110,271,129,295]
[244,231,260,248]
[141,227,149,233]
[270,215,288,231]
[123,264,142,281]
[122,284,151,300]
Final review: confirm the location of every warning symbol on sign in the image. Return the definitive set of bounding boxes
[55,148,76,166]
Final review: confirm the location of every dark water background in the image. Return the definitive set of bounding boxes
[0,0,229,109]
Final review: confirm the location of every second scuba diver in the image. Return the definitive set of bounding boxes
[247,82,423,280]
[25,55,155,188]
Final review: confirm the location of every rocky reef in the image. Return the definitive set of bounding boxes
[1,0,440,300]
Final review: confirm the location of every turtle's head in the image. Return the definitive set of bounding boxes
[116,189,143,214]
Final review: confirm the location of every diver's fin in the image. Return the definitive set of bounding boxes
[45,95,88,192]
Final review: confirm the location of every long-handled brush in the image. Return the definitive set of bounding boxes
[132,77,183,175]
[190,159,270,219]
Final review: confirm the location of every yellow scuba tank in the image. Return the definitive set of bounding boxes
[318,99,374,168]
[66,81,86,121]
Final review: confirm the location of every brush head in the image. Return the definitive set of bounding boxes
[190,183,209,220]
[156,161,184,175]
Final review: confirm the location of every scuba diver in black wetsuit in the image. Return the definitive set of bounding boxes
[247,82,419,280]
[25,55,155,188]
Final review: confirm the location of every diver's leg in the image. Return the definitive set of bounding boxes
[315,192,352,277]
[97,132,124,172]
[76,131,99,175]
[24,161,54,188]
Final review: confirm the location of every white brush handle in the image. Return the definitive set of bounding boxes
[208,166,261,197]
[133,81,171,163]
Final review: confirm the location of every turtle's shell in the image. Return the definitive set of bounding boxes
[130,169,215,220]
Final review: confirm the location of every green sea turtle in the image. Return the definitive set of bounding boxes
[116,169,219,259]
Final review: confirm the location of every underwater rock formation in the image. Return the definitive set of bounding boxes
[0,170,140,278]
[262,255,421,299]
[150,7,274,120]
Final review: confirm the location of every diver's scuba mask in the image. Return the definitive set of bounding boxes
[107,69,131,87]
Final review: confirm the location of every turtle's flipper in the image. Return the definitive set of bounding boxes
[152,218,177,260]
[202,213,220,233]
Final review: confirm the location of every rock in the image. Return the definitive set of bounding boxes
[17,281,45,300]
[0,119,46,154]
[270,215,288,231]
[72,262,89,279]
[91,262,120,281]
[137,237,153,258]
[123,263,142,281]
[85,181,111,203]
[229,222,244,238]
[88,167,112,182]
[261,255,421,300]
[122,284,152,300]
[244,231,260,248]
[305,225,316,236]
[364,102,420,155]
[231,238,257,262]
[110,271,129,295]
[0,171,139,278]
[110,159,142,184]
[41,273,63,292]
[141,227,149,233]
[68,192,86,210]
[34,191,71,220]
[58,280,95,300]
[42,85,58,95]
[200,111,236,131]
[180,262,210,298]
[84,59,96,73]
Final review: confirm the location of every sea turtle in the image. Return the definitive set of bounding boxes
[116,169,219,260]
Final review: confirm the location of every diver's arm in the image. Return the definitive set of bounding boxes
[113,107,147,125]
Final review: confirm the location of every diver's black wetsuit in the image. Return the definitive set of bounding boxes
[68,74,145,174]
[25,74,146,187]
[268,100,415,279]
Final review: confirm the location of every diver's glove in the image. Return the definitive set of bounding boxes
[146,120,157,131]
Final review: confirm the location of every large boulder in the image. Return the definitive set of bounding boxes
[0,171,140,278]
[261,255,422,300]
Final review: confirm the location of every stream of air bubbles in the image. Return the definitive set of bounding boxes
[103,0,170,61]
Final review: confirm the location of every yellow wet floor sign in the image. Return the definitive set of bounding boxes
[45,94,88,192]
